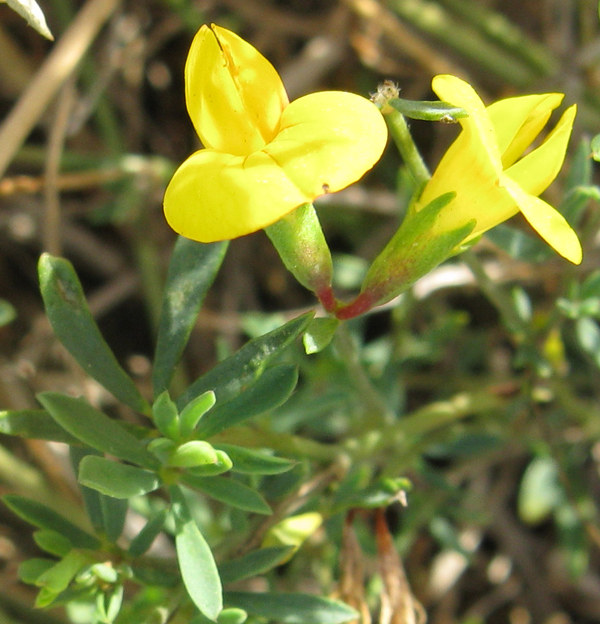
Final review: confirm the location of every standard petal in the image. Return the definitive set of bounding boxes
[431,75,502,173]
[164,150,310,243]
[185,25,288,156]
[263,91,387,198]
[502,175,582,264]
[487,93,564,168]
[504,105,576,197]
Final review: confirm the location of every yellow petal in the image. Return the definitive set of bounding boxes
[431,74,502,173]
[264,91,388,198]
[487,93,564,168]
[505,105,576,196]
[185,24,288,156]
[502,175,582,264]
[163,150,310,242]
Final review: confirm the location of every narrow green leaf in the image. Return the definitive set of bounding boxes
[183,475,271,515]
[389,97,468,122]
[224,592,358,624]
[177,312,313,410]
[38,392,159,470]
[0,409,80,444]
[179,391,216,438]
[219,546,295,584]
[19,558,55,584]
[35,551,91,607]
[128,510,168,557]
[78,456,161,499]
[303,317,339,354]
[171,486,222,620]
[70,447,104,534]
[152,391,180,440]
[3,495,99,549]
[100,495,128,543]
[38,254,149,414]
[215,444,295,475]
[153,238,228,397]
[195,365,299,439]
[34,530,72,557]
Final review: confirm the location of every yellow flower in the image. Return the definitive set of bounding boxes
[164,24,388,243]
[415,75,581,264]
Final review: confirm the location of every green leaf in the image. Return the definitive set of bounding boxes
[518,457,565,524]
[78,455,161,499]
[152,391,180,440]
[100,495,128,543]
[224,592,358,624]
[38,392,159,470]
[303,317,339,354]
[5,0,53,40]
[182,475,271,515]
[128,509,168,557]
[219,546,295,584]
[195,365,299,439]
[3,495,99,549]
[168,441,218,468]
[171,486,222,620]
[591,133,600,161]
[0,299,16,326]
[389,97,468,122]
[19,558,55,584]
[485,223,550,263]
[215,444,295,475]
[38,254,149,414]
[179,391,216,438]
[34,530,72,557]
[35,550,91,607]
[153,238,228,396]
[0,409,80,444]
[177,313,313,410]
[70,447,105,534]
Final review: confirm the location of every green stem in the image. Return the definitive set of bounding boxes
[381,105,431,191]
[334,323,393,428]
[462,250,526,337]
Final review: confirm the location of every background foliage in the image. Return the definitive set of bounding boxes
[1,1,600,623]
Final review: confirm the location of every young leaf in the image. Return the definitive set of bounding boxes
[168,441,218,468]
[128,509,168,557]
[219,546,295,584]
[224,592,358,624]
[34,551,91,607]
[179,391,216,438]
[195,365,299,439]
[34,530,72,557]
[214,444,295,475]
[152,391,180,440]
[171,486,222,620]
[38,392,159,470]
[153,238,228,397]
[38,254,149,414]
[3,495,99,549]
[303,317,339,354]
[78,456,161,499]
[0,409,80,444]
[182,475,271,515]
[176,312,313,410]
